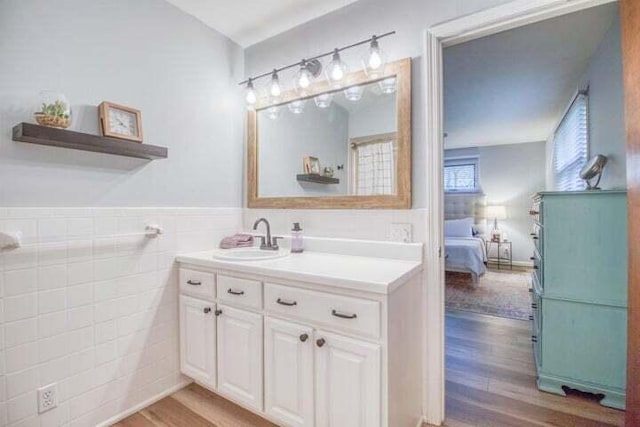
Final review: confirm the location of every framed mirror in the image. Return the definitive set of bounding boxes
[247,57,411,209]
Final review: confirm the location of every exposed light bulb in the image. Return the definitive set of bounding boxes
[245,79,257,109]
[295,61,313,94]
[288,99,306,114]
[344,85,363,102]
[368,50,382,69]
[314,93,333,109]
[379,77,396,94]
[266,106,281,120]
[326,49,348,88]
[269,70,281,98]
[362,36,387,77]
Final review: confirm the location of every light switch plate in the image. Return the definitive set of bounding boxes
[389,223,412,243]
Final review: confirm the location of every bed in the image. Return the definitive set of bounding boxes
[444,193,488,286]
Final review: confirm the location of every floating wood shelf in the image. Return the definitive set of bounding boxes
[12,123,168,160]
[296,174,340,184]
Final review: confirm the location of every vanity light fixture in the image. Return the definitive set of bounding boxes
[326,48,349,87]
[288,99,306,114]
[363,35,387,77]
[344,85,363,102]
[314,93,333,108]
[295,60,313,94]
[238,30,395,104]
[245,78,257,110]
[269,70,281,99]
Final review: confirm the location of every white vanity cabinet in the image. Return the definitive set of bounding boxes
[216,304,264,411]
[179,295,216,388]
[264,317,315,426]
[177,249,423,427]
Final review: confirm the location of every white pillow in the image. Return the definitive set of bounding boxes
[444,217,474,237]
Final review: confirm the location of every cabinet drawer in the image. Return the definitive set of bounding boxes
[216,274,262,309]
[179,268,215,299]
[264,283,380,338]
[532,250,543,288]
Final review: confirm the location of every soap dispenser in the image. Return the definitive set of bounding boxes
[291,222,304,253]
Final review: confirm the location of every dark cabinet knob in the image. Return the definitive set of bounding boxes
[533,266,539,270]
[532,236,539,240]
[187,280,202,286]
[528,288,533,293]
[203,307,211,314]
[530,256,535,261]
[316,338,326,347]
[214,309,222,316]
[300,333,309,342]
[531,303,538,309]
[227,288,245,296]
[529,315,534,321]
[529,210,539,215]
[276,298,297,307]
[531,336,538,343]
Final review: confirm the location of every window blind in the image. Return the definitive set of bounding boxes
[444,159,478,192]
[553,93,589,191]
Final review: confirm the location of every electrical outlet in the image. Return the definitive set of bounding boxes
[389,223,412,243]
[38,383,57,414]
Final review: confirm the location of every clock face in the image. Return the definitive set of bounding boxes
[108,108,138,137]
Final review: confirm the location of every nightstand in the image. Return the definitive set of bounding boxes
[485,240,512,270]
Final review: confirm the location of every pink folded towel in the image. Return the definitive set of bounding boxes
[219,233,254,249]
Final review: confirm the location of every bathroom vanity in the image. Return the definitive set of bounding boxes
[176,241,424,427]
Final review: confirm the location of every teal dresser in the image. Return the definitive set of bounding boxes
[530,190,627,409]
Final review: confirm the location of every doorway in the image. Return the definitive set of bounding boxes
[422,0,632,425]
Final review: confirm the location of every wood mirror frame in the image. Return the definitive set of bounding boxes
[247,57,411,209]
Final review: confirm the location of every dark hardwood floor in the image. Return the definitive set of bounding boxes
[114,310,624,426]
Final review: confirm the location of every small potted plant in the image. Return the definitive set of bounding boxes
[34,91,71,129]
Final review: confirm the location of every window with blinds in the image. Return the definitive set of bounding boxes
[444,158,479,192]
[553,93,589,191]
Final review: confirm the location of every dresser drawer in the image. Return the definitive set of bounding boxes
[264,283,381,338]
[179,268,216,299]
[531,224,543,255]
[531,250,543,288]
[216,274,262,309]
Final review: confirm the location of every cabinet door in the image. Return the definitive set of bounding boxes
[179,295,216,388]
[217,304,263,411]
[315,330,381,427]
[264,317,314,427]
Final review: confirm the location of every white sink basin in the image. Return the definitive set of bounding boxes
[212,247,289,262]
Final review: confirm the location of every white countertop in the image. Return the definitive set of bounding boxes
[176,250,422,295]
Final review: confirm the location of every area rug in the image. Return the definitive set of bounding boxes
[445,269,532,320]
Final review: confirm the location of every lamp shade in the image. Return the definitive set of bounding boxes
[486,205,507,220]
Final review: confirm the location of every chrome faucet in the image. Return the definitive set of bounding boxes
[253,218,282,251]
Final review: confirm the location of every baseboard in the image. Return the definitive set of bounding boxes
[96,379,192,427]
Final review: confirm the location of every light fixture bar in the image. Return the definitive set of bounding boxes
[238,31,396,86]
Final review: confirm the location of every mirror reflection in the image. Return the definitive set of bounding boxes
[257,78,398,198]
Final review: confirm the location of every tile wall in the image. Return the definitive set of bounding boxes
[0,207,242,427]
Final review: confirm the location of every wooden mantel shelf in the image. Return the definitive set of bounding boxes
[12,122,168,160]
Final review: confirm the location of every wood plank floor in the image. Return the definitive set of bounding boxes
[114,310,625,427]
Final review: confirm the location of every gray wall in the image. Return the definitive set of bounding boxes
[446,141,546,264]
[546,14,626,190]
[348,95,397,139]
[0,0,244,207]
[258,102,349,196]
[245,0,513,208]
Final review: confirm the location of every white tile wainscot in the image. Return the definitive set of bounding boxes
[0,207,242,427]
[176,238,424,427]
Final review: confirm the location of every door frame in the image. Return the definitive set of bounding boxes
[422,0,620,424]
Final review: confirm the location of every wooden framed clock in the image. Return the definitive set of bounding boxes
[99,101,143,142]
